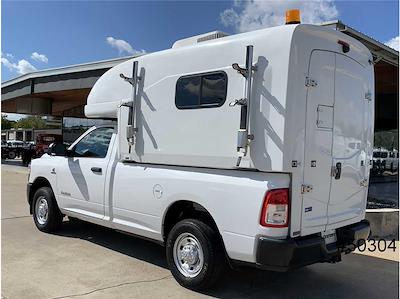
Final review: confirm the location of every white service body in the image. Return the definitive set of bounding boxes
[29,24,374,266]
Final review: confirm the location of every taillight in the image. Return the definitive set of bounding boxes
[260,188,289,227]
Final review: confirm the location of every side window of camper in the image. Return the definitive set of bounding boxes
[175,72,227,109]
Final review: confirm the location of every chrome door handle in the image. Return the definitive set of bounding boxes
[91,167,102,173]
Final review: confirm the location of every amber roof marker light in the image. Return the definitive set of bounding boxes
[285,9,301,24]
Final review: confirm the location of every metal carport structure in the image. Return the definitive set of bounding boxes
[1,55,141,118]
[321,20,398,132]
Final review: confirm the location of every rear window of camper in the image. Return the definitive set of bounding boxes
[175,71,227,109]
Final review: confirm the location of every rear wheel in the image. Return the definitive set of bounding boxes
[166,219,226,290]
[32,187,63,232]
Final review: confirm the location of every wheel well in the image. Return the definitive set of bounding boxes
[29,177,52,214]
[162,200,220,241]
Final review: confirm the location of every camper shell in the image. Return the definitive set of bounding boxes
[85,24,374,237]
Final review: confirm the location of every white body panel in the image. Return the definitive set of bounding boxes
[299,50,374,235]
[111,163,289,262]
[327,53,373,228]
[301,50,336,234]
[29,131,290,263]
[29,24,374,264]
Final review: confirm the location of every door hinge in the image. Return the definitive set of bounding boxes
[360,179,368,187]
[229,98,248,107]
[305,77,318,87]
[301,184,313,194]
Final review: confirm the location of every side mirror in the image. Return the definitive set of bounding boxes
[47,143,69,156]
[65,149,74,157]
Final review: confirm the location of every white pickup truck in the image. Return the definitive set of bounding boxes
[28,21,373,290]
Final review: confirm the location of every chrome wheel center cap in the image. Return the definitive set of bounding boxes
[181,244,198,265]
[35,197,49,225]
[173,233,204,278]
[39,203,47,218]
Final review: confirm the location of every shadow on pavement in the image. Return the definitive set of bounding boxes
[55,218,168,269]
[55,219,399,299]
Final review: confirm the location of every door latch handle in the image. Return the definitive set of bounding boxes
[91,167,102,173]
[331,162,342,179]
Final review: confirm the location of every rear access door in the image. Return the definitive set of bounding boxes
[302,50,335,235]
[301,50,372,236]
[327,54,372,229]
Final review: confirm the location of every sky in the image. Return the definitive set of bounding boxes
[1,0,399,120]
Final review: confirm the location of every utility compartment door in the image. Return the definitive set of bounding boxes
[301,51,335,235]
[327,54,368,227]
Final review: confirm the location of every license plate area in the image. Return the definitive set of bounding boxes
[321,229,337,245]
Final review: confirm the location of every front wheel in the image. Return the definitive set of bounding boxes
[166,219,226,290]
[32,187,63,232]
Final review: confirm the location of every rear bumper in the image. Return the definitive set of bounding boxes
[255,220,370,272]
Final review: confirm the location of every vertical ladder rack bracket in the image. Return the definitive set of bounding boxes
[119,61,142,148]
[231,45,257,163]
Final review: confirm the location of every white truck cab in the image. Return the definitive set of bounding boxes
[28,22,373,290]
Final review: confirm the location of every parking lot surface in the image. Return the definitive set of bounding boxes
[1,163,399,299]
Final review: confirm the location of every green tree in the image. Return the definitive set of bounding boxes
[13,116,47,129]
[1,114,15,130]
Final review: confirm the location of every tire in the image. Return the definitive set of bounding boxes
[166,219,226,290]
[32,187,63,233]
[8,150,16,159]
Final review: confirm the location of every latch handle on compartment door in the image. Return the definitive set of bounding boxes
[119,61,142,149]
[331,162,342,180]
[230,45,257,166]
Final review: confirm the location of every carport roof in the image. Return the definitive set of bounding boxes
[1,54,144,116]
[2,55,139,89]
[321,20,399,66]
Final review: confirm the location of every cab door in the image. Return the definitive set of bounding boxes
[56,127,115,219]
